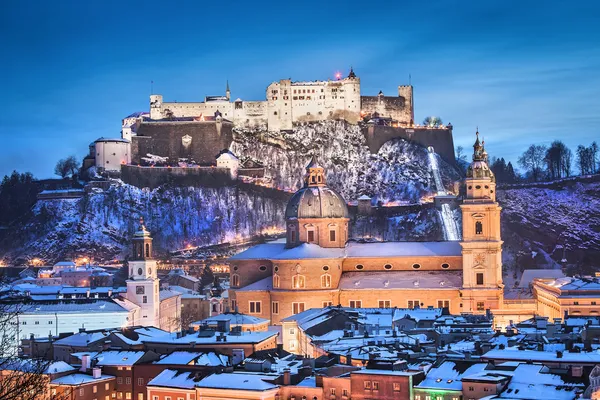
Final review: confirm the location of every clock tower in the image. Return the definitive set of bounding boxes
[460,131,504,313]
[126,218,160,327]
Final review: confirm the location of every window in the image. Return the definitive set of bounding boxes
[364,381,371,390]
[142,296,147,304]
[292,274,305,289]
[477,302,485,311]
[574,301,579,305]
[136,286,144,295]
[125,377,131,385]
[137,378,144,386]
[476,272,484,285]
[145,243,150,257]
[93,385,98,393]
[393,382,401,392]
[441,263,450,269]
[117,377,123,384]
[273,274,280,288]
[412,263,421,269]
[330,388,336,395]
[378,300,391,308]
[80,389,85,396]
[469,386,474,391]
[349,300,362,308]
[272,301,279,315]
[231,274,240,287]
[408,300,420,309]
[249,301,261,314]
[138,394,144,400]
[372,381,379,390]
[384,264,393,270]
[322,265,329,271]
[289,328,295,335]
[593,301,597,305]
[437,300,450,308]
[475,221,483,235]
[105,383,109,390]
[290,230,296,242]
[125,393,131,399]
[307,230,315,243]
[292,302,305,314]
[355,264,364,270]
[231,300,236,310]
[259,265,267,271]
[343,390,348,396]
[289,340,296,350]
[329,230,336,242]
[321,274,331,288]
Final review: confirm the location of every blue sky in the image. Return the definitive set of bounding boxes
[1,0,598,178]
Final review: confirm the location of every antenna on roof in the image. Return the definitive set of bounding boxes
[151,80,154,95]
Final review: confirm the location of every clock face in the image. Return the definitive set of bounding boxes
[138,268,143,276]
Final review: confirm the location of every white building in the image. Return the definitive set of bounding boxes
[94,137,131,172]
[216,150,240,178]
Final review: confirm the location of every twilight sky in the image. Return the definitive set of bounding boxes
[1,0,598,178]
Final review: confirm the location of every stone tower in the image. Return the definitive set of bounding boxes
[460,131,504,313]
[126,218,160,327]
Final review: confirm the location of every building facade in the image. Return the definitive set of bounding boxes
[229,133,504,324]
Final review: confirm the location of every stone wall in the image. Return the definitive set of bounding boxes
[361,95,412,125]
[363,125,456,165]
[133,120,234,165]
[121,165,233,189]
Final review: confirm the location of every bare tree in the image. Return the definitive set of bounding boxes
[0,301,70,400]
[518,144,547,182]
[423,116,443,127]
[544,141,572,180]
[54,156,79,179]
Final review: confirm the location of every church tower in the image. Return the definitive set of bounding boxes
[126,218,160,327]
[460,131,504,313]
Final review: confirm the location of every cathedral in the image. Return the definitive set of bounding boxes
[229,132,504,324]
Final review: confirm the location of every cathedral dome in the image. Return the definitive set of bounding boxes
[285,186,349,219]
[466,160,495,181]
[285,157,348,219]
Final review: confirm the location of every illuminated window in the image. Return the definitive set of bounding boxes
[231,274,240,287]
[321,274,331,288]
[393,383,401,392]
[364,381,371,390]
[378,300,391,308]
[292,302,305,314]
[477,302,485,311]
[349,300,362,308]
[292,274,305,289]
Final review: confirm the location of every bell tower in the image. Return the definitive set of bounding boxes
[460,131,504,313]
[126,218,160,327]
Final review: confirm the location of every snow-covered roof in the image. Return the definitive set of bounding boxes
[54,331,110,347]
[94,137,130,144]
[497,363,584,399]
[54,261,76,267]
[145,330,278,345]
[519,269,566,288]
[196,372,279,391]
[346,241,462,258]
[216,151,239,161]
[483,349,600,363]
[155,351,229,367]
[194,312,269,326]
[416,361,487,391]
[339,270,462,290]
[540,276,600,292]
[168,286,205,299]
[16,300,130,315]
[50,373,115,385]
[271,243,345,260]
[352,369,420,376]
[357,195,371,200]
[95,351,146,366]
[45,361,76,374]
[148,369,201,389]
[159,289,181,301]
[229,242,287,260]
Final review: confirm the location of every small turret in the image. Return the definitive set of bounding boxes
[304,156,326,187]
[225,81,231,101]
[348,67,357,79]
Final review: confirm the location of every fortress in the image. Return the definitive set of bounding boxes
[145,68,415,131]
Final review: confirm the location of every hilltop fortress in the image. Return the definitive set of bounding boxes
[145,68,415,131]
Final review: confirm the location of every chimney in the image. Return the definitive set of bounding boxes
[283,368,291,385]
[92,367,101,379]
[80,355,91,372]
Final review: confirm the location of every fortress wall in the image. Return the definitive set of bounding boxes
[363,125,456,165]
[160,102,234,119]
[133,121,234,165]
[121,165,233,189]
[360,95,412,125]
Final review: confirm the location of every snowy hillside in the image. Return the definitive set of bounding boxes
[0,183,287,263]
[231,121,461,204]
[498,177,600,277]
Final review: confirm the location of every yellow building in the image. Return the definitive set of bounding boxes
[229,132,505,324]
[533,276,600,321]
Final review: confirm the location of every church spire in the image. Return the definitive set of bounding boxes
[225,80,231,101]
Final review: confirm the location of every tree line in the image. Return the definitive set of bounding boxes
[457,140,599,183]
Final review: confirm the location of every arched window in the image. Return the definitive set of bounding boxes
[475,221,483,235]
[231,274,240,287]
[292,274,305,289]
[273,274,280,288]
[321,274,331,288]
[145,243,150,258]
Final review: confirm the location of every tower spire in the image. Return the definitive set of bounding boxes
[225,80,231,100]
